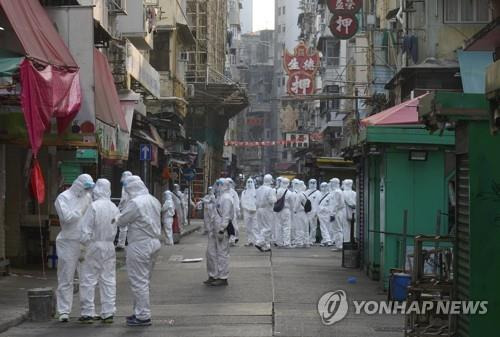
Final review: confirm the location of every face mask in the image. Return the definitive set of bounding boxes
[83,181,95,190]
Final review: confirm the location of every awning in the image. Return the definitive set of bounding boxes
[361,93,428,126]
[464,17,500,52]
[94,49,128,131]
[0,49,23,76]
[0,0,77,68]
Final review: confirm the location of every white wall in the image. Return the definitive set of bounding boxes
[240,0,253,33]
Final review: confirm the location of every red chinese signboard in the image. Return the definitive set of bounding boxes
[246,117,264,126]
[330,13,359,40]
[283,41,320,96]
[327,0,362,14]
[327,0,362,40]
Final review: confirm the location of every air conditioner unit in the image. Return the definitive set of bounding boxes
[108,0,127,15]
[186,84,195,97]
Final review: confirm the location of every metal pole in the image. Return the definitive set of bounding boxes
[188,181,191,226]
[402,209,408,271]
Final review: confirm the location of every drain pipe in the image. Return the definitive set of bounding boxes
[396,0,407,67]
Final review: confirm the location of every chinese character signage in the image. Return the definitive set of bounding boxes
[327,0,362,13]
[283,41,320,96]
[327,0,362,40]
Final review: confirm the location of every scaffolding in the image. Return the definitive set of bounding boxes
[186,0,227,84]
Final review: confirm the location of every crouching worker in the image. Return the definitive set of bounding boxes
[79,179,120,323]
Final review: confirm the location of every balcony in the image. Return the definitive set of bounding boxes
[117,0,156,50]
[126,41,160,98]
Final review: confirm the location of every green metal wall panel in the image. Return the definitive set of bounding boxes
[364,126,455,145]
[467,121,500,336]
[380,149,448,289]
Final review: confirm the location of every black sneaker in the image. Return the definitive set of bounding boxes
[78,316,94,324]
[255,245,264,252]
[203,277,216,285]
[209,279,228,287]
[102,316,114,324]
[126,314,136,321]
[126,316,152,326]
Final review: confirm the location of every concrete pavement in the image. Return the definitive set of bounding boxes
[0,220,403,336]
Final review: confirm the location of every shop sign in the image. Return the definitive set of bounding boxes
[283,41,320,96]
[327,0,362,39]
[329,13,359,40]
[327,0,362,14]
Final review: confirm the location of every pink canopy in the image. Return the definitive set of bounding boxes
[94,49,128,131]
[361,93,429,126]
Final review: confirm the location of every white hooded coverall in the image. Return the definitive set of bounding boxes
[228,179,241,243]
[306,179,322,243]
[79,179,120,318]
[255,175,277,250]
[342,179,356,244]
[162,191,175,245]
[172,185,185,228]
[292,181,310,247]
[54,174,94,315]
[330,178,346,249]
[117,171,132,248]
[241,178,258,245]
[116,179,162,321]
[317,183,334,246]
[275,178,293,247]
[206,179,233,280]
[201,188,215,233]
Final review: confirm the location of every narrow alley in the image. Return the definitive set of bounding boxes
[0,225,402,337]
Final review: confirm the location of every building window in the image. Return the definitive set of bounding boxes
[266,129,271,139]
[444,0,490,23]
[324,39,340,66]
[282,24,286,33]
[282,77,286,86]
[282,6,286,15]
[282,151,288,160]
[278,7,281,15]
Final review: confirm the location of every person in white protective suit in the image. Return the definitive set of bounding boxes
[204,180,222,285]
[115,178,162,326]
[341,179,356,246]
[199,187,215,234]
[54,174,95,322]
[255,174,277,252]
[161,191,175,246]
[272,177,282,245]
[275,178,294,248]
[172,184,185,228]
[305,179,322,244]
[79,179,120,323]
[204,178,233,286]
[292,180,310,248]
[330,178,346,251]
[227,178,241,246]
[241,178,258,246]
[182,188,195,226]
[317,182,334,247]
[289,179,300,244]
[116,171,132,249]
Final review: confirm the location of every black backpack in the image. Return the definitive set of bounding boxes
[303,195,312,213]
[273,190,288,212]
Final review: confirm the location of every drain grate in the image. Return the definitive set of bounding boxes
[373,326,405,332]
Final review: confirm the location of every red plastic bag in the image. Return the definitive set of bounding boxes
[30,159,46,205]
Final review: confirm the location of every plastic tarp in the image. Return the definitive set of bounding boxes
[94,49,128,131]
[0,0,78,68]
[361,93,429,126]
[20,59,82,156]
[1,0,82,205]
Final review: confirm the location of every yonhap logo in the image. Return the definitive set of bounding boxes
[317,290,349,325]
